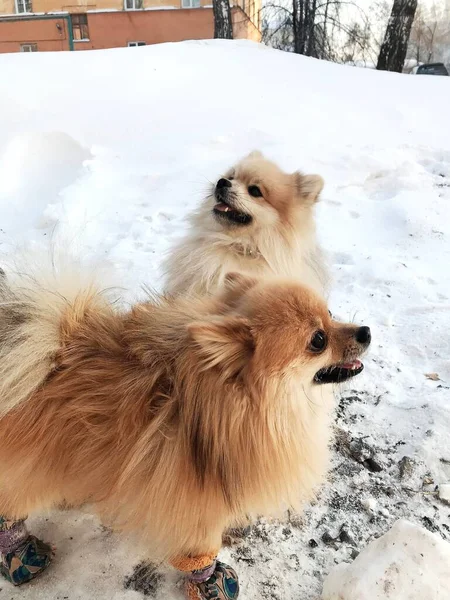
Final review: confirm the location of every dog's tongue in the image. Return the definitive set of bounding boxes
[214,202,231,212]
[339,359,362,370]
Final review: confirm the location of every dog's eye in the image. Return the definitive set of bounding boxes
[309,330,327,353]
[248,185,262,198]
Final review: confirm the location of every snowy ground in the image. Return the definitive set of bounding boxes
[0,40,449,600]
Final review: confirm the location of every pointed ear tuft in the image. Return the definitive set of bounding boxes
[221,272,258,309]
[246,150,264,160]
[187,317,253,375]
[224,272,258,293]
[294,173,324,204]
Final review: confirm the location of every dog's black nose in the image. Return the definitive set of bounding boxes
[355,326,371,345]
[216,178,232,190]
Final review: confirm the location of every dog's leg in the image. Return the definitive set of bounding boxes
[171,553,239,600]
[0,515,54,586]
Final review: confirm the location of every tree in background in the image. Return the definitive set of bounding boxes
[366,0,391,58]
[261,7,294,53]
[408,2,450,64]
[342,21,372,64]
[262,0,449,69]
[292,0,318,55]
[262,0,371,61]
[213,0,234,39]
[376,0,418,71]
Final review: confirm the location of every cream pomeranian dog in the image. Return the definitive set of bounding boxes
[0,264,370,597]
[163,151,328,298]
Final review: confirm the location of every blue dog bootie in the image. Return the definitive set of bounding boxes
[185,560,239,600]
[0,517,54,586]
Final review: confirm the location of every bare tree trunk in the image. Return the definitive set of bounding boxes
[306,0,317,55]
[377,0,418,72]
[323,0,330,51]
[213,0,233,39]
[293,0,303,54]
[427,23,437,62]
[293,0,318,55]
[304,0,310,53]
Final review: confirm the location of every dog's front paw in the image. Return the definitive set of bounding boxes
[186,561,239,600]
[0,534,54,586]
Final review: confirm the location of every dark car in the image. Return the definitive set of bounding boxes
[415,63,449,76]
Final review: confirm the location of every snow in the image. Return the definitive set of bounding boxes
[438,484,450,504]
[322,520,450,599]
[362,498,378,514]
[0,39,449,599]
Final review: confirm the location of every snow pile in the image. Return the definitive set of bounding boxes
[0,132,90,235]
[438,484,450,505]
[0,40,449,600]
[322,520,450,599]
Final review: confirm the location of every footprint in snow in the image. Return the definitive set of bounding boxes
[333,252,355,266]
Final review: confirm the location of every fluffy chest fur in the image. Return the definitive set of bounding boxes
[164,227,328,298]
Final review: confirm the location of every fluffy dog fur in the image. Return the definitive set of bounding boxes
[0,266,108,417]
[163,151,328,297]
[0,268,368,563]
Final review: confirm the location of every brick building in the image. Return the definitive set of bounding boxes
[0,0,261,53]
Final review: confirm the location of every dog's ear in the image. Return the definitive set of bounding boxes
[293,173,324,204]
[220,272,258,310]
[246,150,264,160]
[224,272,258,292]
[187,316,253,376]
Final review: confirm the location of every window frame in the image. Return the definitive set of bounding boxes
[15,0,32,14]
[128,41,146,47]
[71,13,90,42]
[181,0,201,8]
[20,43,37,52]
[124,0,144,9]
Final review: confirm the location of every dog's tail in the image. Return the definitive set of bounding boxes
[0,258,112,417]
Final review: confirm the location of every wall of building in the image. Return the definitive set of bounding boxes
[0,0,215,14]
[0,8,217,52]
[0,15,70,51]
[232,6,259,42]
[73,8,214,50]
[0,1,16,14]
[0,0,260,25]
[0,1,261,53]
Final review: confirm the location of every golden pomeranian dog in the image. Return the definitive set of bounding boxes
[0,266,370,586]
[163,151,328,297]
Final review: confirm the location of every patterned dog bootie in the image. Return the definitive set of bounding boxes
[0,517,54,586]
[172,554,239,600]
[185,560,239,600]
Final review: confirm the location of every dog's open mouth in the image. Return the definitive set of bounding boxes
[314,359,364,384]
[213,201,252,225]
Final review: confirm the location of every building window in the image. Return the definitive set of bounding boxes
[72,14,89,41]
[181,0,201,7]
[128,41,146,47]
[16,0,32,13]
[20,43,37,52]
[125,0,143,9]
